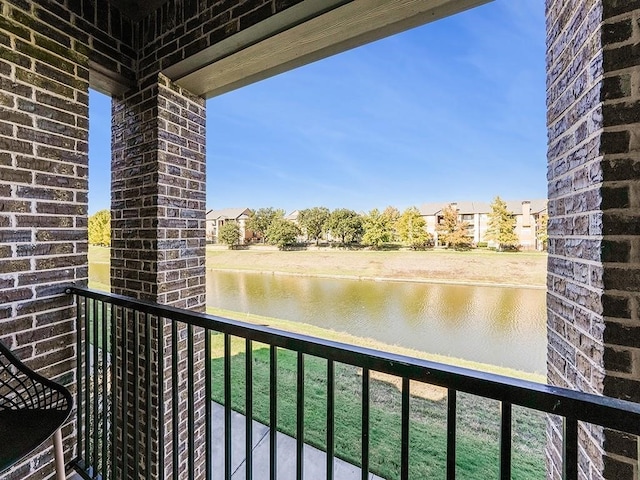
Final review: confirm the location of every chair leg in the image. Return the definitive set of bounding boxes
[53,428,66,480]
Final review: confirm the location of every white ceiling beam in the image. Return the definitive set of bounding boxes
[168,0,491,99]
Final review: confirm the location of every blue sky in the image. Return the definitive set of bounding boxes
[89,0,546,215]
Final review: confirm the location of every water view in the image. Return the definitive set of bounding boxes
[207,271,546,374]
[91,261,546,374]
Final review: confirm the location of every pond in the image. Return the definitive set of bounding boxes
[90,262,546,374]
[207,271,546,375]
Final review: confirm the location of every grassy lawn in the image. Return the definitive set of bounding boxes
[210,333,546,479]
[207,308,547,479]
[206,245,547,287]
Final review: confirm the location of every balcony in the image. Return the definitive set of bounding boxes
[64,286,640,480]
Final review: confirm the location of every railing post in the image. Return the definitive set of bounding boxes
[499,402,512,480]
[224,334,232,480]
[563,417,578,480]
[327,360,335,480]
[361,368,370,480]
[270,346,278,480]
[296,352,305,480]
[401,377,410,480]
[245,339,253,480]
[446,389,456,480]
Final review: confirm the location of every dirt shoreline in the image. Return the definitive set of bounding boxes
[206,246,547,289]
[207,266,547,290]
[90,245,547,288]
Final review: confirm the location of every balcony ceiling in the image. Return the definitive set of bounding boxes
[102,0,492,98]
[108,0,168,20]
[169,0,491,98]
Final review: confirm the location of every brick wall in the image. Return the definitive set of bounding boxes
[600,2,640,477]
[0,0,133,478]
[136,0,309,82]
[546,0,640,478]
[545,5,606,479]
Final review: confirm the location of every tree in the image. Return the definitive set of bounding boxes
[436,205,471,250]
[88,209,110,246]
[298,207,330,245]
[246,208,285,243]
[218,221,241,248]
[327,209,363,244]
[265,218,301,249]
[362,208,393,249]
[382,206,401,241]
[382,206,400,223]
[486,196,519,251]
[396,207,433,250]
[537,213,548,251]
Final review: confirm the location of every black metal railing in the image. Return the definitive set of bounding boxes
[67,286,640,480]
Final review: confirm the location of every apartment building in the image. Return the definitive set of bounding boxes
[205,208,255,244]
[419,200,547,250]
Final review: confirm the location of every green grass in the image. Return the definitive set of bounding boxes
[210,334,546,479]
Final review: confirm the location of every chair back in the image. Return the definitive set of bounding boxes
[0,341,72,412]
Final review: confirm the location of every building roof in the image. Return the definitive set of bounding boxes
[285,210,300,221]
[418,201,491,215]
[206,208,251,221]
[454,201,492,214]
[419,203,447,216]
[419,200,547,216]
[504,200,548,215]
[528,199,548,214]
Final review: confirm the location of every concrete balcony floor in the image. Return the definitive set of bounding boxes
[66,401,384,479]
[211,403,383,480]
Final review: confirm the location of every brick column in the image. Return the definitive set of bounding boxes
[546,1,640,478]
[111,73,207,479]
[599,2,640,477]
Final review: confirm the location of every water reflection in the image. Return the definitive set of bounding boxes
[92,261,546,374]
[207,271,546,374]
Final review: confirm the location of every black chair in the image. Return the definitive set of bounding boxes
[0,341,72,480]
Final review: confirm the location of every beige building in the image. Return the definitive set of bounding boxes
[205,208,255,244]
[419,200,547,250]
